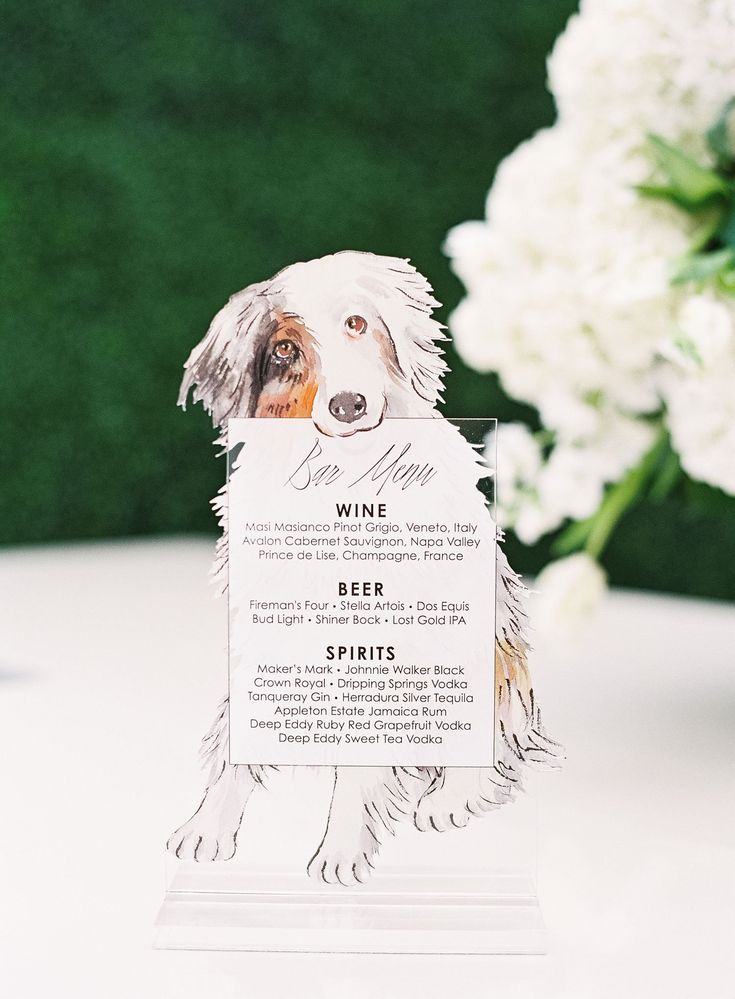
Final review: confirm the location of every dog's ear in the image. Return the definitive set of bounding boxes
[178,283,273,427]
[373,257,449,406]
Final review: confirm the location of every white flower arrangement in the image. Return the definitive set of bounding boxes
[447,0,735,631]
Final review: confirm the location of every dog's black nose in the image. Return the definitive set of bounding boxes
[329,392,367,424]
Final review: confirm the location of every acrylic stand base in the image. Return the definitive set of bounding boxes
[156,768,544,954]
[154,866,545,954]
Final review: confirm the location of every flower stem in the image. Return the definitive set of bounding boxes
[584,427,668,560]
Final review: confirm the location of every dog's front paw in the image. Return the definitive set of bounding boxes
[306,842,375,886]
[413,788,473,832]
[414,771,514,832]
[166,817,238,862]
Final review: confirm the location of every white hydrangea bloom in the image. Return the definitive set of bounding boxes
[537,446,606,523]
[659,293,735,486]
[660,361,735,494]
[581,413,658,482]
[536,415,655,521]
[488,416,656,545]
[448,0,735,525]
[446,126,684,438]
[548,0,735,164]
[534,552,608,642]
[490,423,565,544]
[660,293,734,372]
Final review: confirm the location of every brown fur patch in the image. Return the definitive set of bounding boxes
[254,313,319,419]
[495,638,531,711]
[374,322,404,381]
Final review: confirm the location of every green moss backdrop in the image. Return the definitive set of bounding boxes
[2,0,733,598]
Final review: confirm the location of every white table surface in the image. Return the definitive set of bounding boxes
[1,538,733,998]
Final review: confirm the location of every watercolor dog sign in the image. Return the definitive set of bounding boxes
[157,252,561,953]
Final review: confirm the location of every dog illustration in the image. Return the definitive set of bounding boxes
[167,251,561,885]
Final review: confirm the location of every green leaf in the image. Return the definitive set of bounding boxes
[551,428,670,560]
[706,96,735,167]
[688,206,727,253]
[670,334,702,367]
[635,182,685,207]
[716,202,735,248]
[649,447,682,503]
[584,429,668,560]
[685,479,735,517]
[551,516,595,557]
[717,266,735,295]
[670,247,735,285]
[647,133,728,206]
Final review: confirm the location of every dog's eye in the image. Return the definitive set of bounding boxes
[345,315,368,336]
[272,339,298,361]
